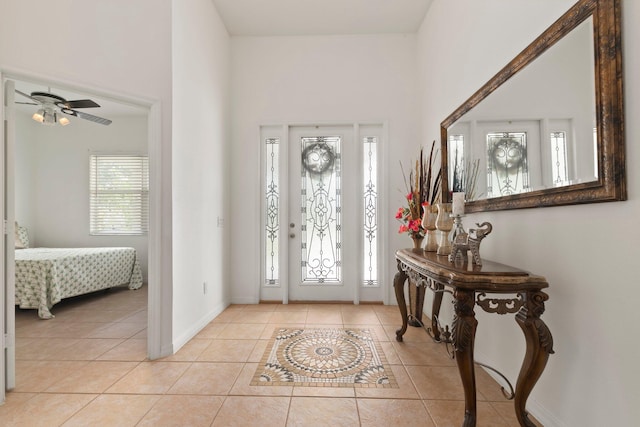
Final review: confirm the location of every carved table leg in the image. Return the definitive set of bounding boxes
[452,289,478,427]
[393,263,409,342]
[431,282,444,341]
[408,282,426,327]
[514,290,554,427]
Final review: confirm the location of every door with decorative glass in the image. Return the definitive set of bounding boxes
[286,126,356,301]
[261,124,383,303]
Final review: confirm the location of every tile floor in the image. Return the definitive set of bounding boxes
[1,285,542,426]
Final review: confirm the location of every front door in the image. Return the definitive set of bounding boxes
[287,125,357,302]
[260,123,384,304]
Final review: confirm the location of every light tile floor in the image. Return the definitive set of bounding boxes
[1,285,542,426]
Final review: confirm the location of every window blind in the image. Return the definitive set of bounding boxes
[90,155,149,235]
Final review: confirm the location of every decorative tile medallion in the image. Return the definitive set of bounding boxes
[251,328,398,388]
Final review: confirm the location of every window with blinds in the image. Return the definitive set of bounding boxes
[89,155,149,235]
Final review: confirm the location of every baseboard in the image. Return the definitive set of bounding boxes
[474,349,563,427]
[171,300,228,353]
[287,300,383,305]
[526,399,566,427]
[231,296,258,304]
[239,299,386,305]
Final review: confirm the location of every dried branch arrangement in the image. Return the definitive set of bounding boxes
[402,140,441,207]
[398,140,442,238]
[452,153,482,201]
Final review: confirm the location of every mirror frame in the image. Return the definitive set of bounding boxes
[440,0,625,212]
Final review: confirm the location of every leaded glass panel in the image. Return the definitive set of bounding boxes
[550,132,569,185]
[264,137,280,286]
[363,137,378,287]
[593,127,598,178]
[300,136,341,284]
[449,134,465,193]
[486,132,530,197]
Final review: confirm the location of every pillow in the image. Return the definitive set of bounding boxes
[15,223,29,249]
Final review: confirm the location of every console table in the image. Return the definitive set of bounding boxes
[394,249,554,427]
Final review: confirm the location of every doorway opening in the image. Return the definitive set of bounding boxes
[2,73,162,400]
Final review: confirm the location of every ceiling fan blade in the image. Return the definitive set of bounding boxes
[15,89,41,103]
[57,99,101,109]
[61,108,112,126]
[15,101,39,105]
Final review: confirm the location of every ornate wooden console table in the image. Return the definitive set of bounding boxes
[394,248,554,427]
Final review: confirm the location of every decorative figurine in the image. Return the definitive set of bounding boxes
[448,222,493,266]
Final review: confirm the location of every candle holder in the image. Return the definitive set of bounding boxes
[449,214,466,244]
[435,203,453,256]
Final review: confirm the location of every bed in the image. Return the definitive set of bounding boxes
[15,247,143,319]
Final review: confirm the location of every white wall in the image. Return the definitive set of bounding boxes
[14,113,37,234]
[0,0,174,355]
[171,0,231,349]
[14,112,149,279]
[418,1,639,425]
[229,34,421,304]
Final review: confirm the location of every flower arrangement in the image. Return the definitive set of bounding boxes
[395,197,426,238]
[396,141,442,240]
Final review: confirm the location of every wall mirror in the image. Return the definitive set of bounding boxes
[440,0,625,212]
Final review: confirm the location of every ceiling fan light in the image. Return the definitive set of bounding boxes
[42,109,56,125]
[59,116,70,126]
[32,109,45,123]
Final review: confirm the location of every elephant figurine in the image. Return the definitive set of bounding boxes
[448,222,493,266]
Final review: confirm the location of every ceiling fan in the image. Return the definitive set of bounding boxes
[15,89,112,126]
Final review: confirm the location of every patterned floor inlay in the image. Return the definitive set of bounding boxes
[251,328,398,388]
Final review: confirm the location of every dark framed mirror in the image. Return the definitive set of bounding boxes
[440,0,625,212]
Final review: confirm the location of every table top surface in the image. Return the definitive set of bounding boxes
[396,248,549,290]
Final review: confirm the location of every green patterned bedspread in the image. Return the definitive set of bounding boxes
[15,247,143,319]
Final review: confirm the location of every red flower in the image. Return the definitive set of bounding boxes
[395,207,404,219]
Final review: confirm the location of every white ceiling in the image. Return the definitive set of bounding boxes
[212,0,433,36]
[12,1,432,121]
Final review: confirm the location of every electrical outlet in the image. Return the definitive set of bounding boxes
[203,282,208,294]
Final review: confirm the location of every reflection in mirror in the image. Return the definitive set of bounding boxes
[441,0,625,212]
[448,18,595,201]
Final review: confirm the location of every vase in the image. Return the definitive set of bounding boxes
[435,203,454,256]
[411,235,424,250]
[421,205,438,252]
